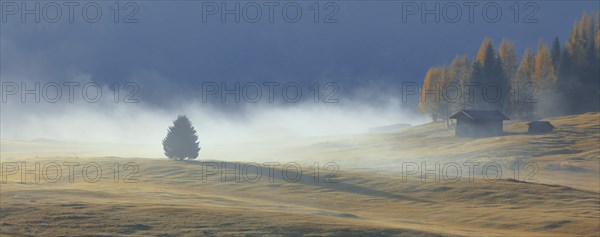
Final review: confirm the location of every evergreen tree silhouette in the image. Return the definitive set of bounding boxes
[162,115,201,160]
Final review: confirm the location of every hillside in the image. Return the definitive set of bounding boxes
[1,113,599,236]
[261,112,600,191]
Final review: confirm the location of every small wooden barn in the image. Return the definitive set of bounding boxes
[450,110,510,138]
[527,121,555,133]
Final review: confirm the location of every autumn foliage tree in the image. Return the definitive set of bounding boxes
[512,48,536,119]
[532,42,559,117]
[418,11,599,121]
[558,12,600,114]
[447,55,472,112]
[419,67,445,121]
[498,39,518,112]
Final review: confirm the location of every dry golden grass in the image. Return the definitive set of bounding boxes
[1,113,599,236]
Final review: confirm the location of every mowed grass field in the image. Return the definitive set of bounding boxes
[1,113,599,236]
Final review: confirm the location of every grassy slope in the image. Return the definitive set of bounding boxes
[1,113,599,236]
[266,112,600,191]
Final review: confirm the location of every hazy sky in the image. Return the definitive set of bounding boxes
[0,1,598,145]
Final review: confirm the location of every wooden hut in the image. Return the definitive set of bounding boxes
[450,110,510,138]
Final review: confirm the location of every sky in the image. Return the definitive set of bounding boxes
[0,1,598,147]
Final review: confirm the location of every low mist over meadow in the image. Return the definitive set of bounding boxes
[1,1,599,236]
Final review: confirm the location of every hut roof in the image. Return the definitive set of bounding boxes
[450,110,510,121]
[527,121,555,128]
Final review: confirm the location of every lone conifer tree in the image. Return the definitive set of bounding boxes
[162,115,200,160]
